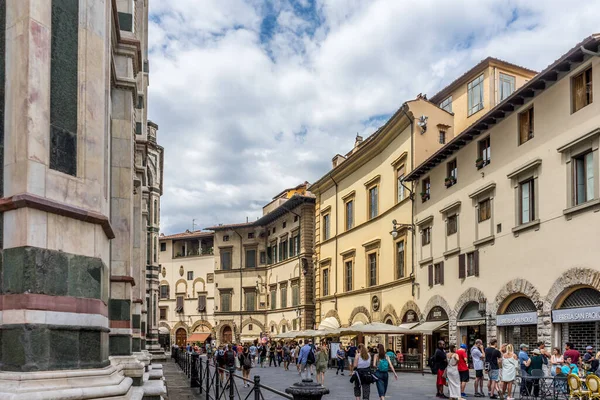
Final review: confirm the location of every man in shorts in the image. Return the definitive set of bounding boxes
[457,344,469,397]
[347,342,357,374]
[485,339,502,399]
[434,340,448,398]
[471,339,485,397]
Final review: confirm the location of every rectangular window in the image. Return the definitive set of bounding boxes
[368,253,377,287]
[439,96,452,113]
[322,269,329,296]
[368,186,378,219]
[574,151,594,205]
[396,241,405,279]
[291,284,299,306]
[446,159,457,187]
[434,263,443,285]
[421,177,431,202]
[259,251,266,264]
[519,179,535,224]
[281,285,288,308]
[478,136,491,167]
[176,296,184,313]
[422,226,431,246]
[572,66,593,113]
[439,130,446,144]
[220,292,231,312]
[468,74,484,116]
[479,199,491,222]
[397,165,406,203]
[160,242,166,251]
[344,260,353,292]
[294,235,300,255]
[447,215,458,236]
[270,288,276,310]
[245,291,256,311]
[281,240,287,261]
[248,232,255,239]
[272,243,277,263]
[221,250,232,270]
[223,235,230,242]
[187,271,193,280]
[50,0,79,176]
[197,294,207,312]
[499,73,516,101]
[159,307,167,320]
[246,248,256,268]
[288,237,293,257]
[283,221,287,228]
[519,107,534,145]
[160,285,169,299]
[467,252,476,277]
[345,200,354,230]
[323,214,330,240]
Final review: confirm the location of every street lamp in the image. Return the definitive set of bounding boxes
[390,219,414,238]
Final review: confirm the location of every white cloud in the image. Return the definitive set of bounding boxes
[148,0,600,234]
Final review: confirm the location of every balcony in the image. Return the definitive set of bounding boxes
[172,238,214,258]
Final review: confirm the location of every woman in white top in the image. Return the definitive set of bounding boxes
[445,345,462,400]
[501,344,519,400]
[550,348,564,376]
[352,344,373,400]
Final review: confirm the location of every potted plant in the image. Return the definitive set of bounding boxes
[475,157,485,169]
[420,192,430,201]
[445,176,456,187]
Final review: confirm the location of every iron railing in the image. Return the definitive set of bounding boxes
[172,347,294,400]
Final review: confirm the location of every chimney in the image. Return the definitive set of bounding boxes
[354,133,364,149]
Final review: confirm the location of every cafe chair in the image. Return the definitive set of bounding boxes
[586,374,600,399]
[568,373,591,400]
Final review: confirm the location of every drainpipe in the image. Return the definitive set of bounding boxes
[581,46,600,57]
[400,107,418,297]
[234,229,243,342]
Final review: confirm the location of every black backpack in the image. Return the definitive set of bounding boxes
[225,350,236,368]
[243,354,252,368]
[428,355,437,375]
[307,349,315,365]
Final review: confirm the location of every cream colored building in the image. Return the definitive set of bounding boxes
[405,34,600,360]
[158,230,217,348]
[311,57,536,364]
[207,183,316,344]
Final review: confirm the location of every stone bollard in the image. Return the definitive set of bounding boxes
[285,379,330,400]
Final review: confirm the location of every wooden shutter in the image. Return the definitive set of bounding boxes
[198,295,206,312]
[428,264,433,287]
[474,250,480,277]
[176,296,183,312]
[519,109,529,144]
[458,254,466,279]
[440,261,445,285]
[573,73,585,112]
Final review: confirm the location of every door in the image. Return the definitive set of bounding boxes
[222,326,232,344]
[176,328,187,348]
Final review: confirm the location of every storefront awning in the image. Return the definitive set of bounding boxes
[399,322,419,330]
[188,333,210,343]
[410,321,448,335]
[318,316,341,331]
[456,319,486,327]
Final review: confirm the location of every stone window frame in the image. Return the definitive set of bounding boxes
[363,238,381,287]
[244,245,258,269]
[558,127,600,216]
[321,206,331,241]
[219,289,233,312]
[243,287,257,312]
[364,175,381,220]
[280,281,288,308]
[391,152,408,205]
[439,201,461,258]
[394,235,407,280]
[341,249,356,292]
[269,284,277,310]
[159,307,167,320]
[507,158,542,235]
[219,246,233,270]
[416,215,434,265]
[290,278,300,307]
[468,183,496,247]
[342,190,356,232]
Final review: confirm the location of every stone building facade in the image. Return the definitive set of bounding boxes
[405,34,600,360]
[158,230,217,348]
[0,0,165,398]
[208,183,316,344]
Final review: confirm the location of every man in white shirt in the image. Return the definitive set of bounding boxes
[471,339,485,398]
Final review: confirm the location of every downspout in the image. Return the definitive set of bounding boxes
[234,229,243,342]
[400,107,418,297]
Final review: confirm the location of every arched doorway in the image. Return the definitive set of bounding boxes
[175,328,187,348]
[222,326,233,344]
[496,296,538,350]
[553,287,600,351]
[457,301,486,350]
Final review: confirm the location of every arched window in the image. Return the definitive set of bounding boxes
[160,284,170,299]
[153,237,158,263]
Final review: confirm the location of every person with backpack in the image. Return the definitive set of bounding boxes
[433,340,448,398]
[216,345,227,382]
[282,342,291,371]
[351,344,375,400]
[373,344,397,400]
[239,347,253,387]
[298,339,314,380]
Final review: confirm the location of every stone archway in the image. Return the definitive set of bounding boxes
[192,277,206,294]
[191,319,215,335]
[492,278,543,317]
[175,278,188,295]
[453,288,487,346]
[268,321,279,335]
[324,309,342,326]
[172,321,191,335]
[381,304,399,325]
[547,268,600,311]
[399,300,422,322]
[348,306,372,326]
[278,319,292,333]
[241,318,265,333]
[454,287,487,317]
[423,295,452,321]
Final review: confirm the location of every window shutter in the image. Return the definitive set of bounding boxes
[428,264,433,287]
[474,250,480,277]
[289,238,293,257]
[176,296,183,312]
[519,110,529,144]
[440,261,445,285]
[458,254,466,279]
[198,295,206,312]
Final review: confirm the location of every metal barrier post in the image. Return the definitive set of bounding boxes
[198,357,203,394]
[206,361,211,398]
[214,368,220,399]
[191,353,200,388]
[254,375,261,400]
[229,369,235,400]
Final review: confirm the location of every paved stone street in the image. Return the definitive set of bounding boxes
[163,358,477,399]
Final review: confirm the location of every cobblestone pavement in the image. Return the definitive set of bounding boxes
[164,357,480,399]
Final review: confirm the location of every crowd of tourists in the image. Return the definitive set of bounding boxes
[431,339,600,400]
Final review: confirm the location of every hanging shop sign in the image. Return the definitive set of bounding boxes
[496,311,537,326]
[552,306,600,323]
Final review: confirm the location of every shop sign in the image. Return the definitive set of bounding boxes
[496,312,537,326]
[552,306,600,323]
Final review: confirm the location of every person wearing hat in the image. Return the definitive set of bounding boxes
[528,349,544,397]
[518,344,531,397]
[456,343,470,397]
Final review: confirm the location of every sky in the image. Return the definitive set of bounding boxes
[147,0,600,235]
